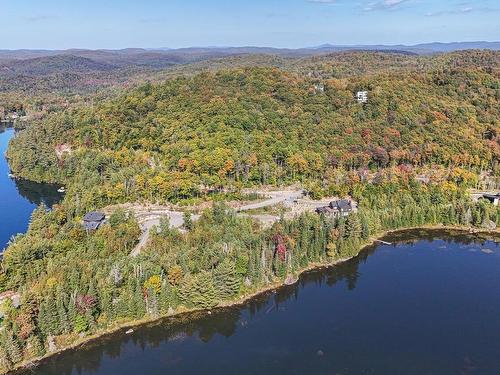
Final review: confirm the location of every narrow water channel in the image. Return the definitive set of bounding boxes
[0,125,63,252]
[19,229,500,375]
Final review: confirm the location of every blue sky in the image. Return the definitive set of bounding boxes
[1,0,498,49]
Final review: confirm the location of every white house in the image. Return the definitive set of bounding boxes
[356,91,368,104]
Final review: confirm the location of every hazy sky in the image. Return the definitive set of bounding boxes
[1,0,498,49]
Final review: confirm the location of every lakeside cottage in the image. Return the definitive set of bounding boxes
[316,199,353,217]
[83,211,106,231]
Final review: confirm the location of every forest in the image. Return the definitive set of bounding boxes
[6,50,500,212]
[0,50,499,372]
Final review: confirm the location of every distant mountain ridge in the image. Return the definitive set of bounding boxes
[309,41,500,54]
[0,41,498,62]
[0,55,116,76]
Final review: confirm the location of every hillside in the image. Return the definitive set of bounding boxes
[0,49,499,373]
[0,55,117,76]
[7,50,499,209]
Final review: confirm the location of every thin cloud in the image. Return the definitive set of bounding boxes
[306,0,337,3]
[364,0,410,11]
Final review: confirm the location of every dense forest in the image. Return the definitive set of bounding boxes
[1,181,499,373]
[0,50,499,373]
[7,50,499,210]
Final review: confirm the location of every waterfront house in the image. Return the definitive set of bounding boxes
[316,199,353,217]
[83,211,106,231]
[329,199,353,216]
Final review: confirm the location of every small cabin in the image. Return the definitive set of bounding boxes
[83,211,106,231]
[356,91,368,104]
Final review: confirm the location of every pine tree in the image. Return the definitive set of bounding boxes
[191,271,218,309]
[344,214,362,240]
[24,335,44,359]
[0,346,12,374]
[214,259,239,300]
[38,293,60,337]
[131,280,146,319]
[66,292,78,331]
[73,314,88,333]
[183,212,193,230]
[2,330,22,365]
[159,282,176,314]
[177,276,194,307]
[56,289,71,334]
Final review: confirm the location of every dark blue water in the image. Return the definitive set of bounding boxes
[23,229,500,375]
[0,126,63,252]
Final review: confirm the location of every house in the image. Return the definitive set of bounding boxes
[482,193,500,206]
[83,211,106,231]
[314,83,325,93]
[315,206,335,215]
[356,91,368,104]
[316,199,353,217]
[329,199,353,216]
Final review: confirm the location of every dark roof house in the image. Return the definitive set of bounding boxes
[316,206,334,215]
[329,199,353,213]
[83,211,105,231]
[316,199,354,217]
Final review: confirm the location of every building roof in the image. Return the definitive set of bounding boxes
[329,199,352,211]
[83,211,105,222]
[483,193,500,199]
[84,221,102,231]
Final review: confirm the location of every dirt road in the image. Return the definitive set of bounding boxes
[130,189,306,257]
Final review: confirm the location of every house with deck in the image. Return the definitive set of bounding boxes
[316,199,353,217]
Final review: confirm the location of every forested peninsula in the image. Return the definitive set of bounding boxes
[0,50,499,373]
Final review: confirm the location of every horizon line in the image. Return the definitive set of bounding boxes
[1,40,499,52]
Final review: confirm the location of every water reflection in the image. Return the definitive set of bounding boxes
[0,126,64,251]
[13,178,63,208]
[15,232,500,375]
[19,239,377,375]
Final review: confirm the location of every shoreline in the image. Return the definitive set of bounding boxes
[9,224,500,374]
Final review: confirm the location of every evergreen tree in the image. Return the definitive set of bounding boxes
[24,335,45,359]
[38,293,60,337]
[56,289,71,334]
[214,259,239,300]
[191,271,218,309]
[1,330,22,365]
[183,212,193,230]
[0,346,12,374]
[344,214,362,240]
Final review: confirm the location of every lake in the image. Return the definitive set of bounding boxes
[19,229,500,375]
[0,125,63,252]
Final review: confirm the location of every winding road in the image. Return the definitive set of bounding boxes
[130,189,305,257]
